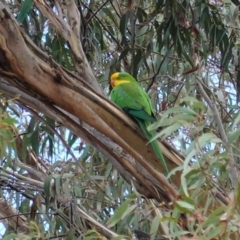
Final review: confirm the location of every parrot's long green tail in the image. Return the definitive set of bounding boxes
[136,119,170,178]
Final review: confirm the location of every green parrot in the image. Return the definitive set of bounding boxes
[110,72,169,177]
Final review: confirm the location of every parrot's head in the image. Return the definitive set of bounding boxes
[110,72,137,88]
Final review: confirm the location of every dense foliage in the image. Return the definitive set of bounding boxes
[0,0,240,239]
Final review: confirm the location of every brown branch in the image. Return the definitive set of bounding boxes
[0,197,28,233]
[33,0,103,94]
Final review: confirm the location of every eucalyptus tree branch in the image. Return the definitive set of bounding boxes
[0,76,176,203]
[12,159,46,182]
[197,79,238,188]
[0,197,28,233]
[0,4,179,201]
[0,166,44,188]
[33,0,102,93]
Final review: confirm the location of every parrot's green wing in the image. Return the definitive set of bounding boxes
[123,108,156,122]
[110,83,155,119]
[110,82,169,177]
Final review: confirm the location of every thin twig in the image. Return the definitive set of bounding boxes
[85,0,109,25]
[147,44,174,92]
[81,1,121,49]
[197,78,238,188]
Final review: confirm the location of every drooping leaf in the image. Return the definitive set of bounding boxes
[17,0,33,23]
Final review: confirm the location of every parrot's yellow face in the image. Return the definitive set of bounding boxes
[110,72,132,88]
